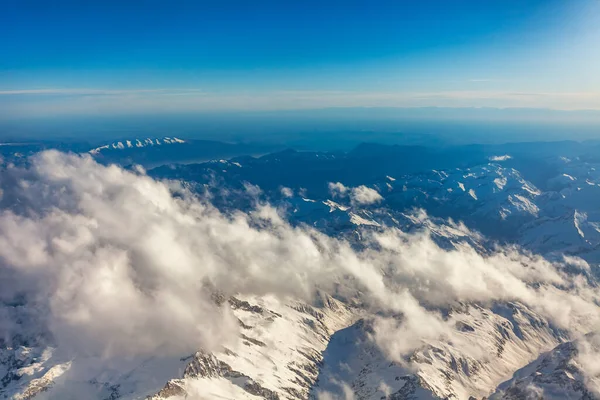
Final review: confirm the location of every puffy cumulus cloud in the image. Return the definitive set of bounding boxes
[0,151,599,370]
[243,181,262,197]
[280,186,293,198]
[0,152,372,358]
[328,182,349,197]
[349,185,383,205]
[328,182,383,206]
[563,255,591,272]
[366,229,600,363]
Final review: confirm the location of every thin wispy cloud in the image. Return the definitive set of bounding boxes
[2,89,600,118]
[0,88,205,96]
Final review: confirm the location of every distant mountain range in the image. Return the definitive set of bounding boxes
[86,137,280,168]
[88,136,186,154]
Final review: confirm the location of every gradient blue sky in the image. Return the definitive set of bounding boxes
[2,0,600,117]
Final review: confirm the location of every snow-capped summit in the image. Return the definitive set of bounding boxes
[89,137,186,154]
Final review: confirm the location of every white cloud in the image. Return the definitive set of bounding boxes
[243,181,262,197]
[576,333,600,395]
[350,185,383,205]
[280,186,293,198]
[328,182,349,197]
[316,380,356,400]
[328,182,382,206]
[378,381,392,397]
[0,151,599,379]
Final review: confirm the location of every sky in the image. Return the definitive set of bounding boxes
[2,0,600,118]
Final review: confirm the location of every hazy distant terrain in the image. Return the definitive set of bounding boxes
[3,107,600,150]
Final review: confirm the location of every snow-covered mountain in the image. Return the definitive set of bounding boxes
[0,280,580,400]
[490,335,600,400]
[311,303,566,400]
[89,137,186,155]
[1,211,595,400]
[2,142,600,400]
[154,147,600,263]
[85,138,278,168]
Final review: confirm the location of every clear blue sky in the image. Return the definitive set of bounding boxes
[2,0,600,117]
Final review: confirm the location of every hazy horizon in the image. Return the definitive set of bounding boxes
[2,106,600,149]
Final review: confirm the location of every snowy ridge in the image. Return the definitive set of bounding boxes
[313,303,566,400]
[2,297,584,400]
[149,293,356,400]
[490,335,600,400]
[89,137,186,154]
[142,298,577,400]
[380,163,543,225]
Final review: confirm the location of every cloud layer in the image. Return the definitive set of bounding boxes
[0,151,598,372]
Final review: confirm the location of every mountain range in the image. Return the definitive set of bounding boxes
[1,139,600,399]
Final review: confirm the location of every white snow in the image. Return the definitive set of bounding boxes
[349,212,381,226]
[508,194,539,216]
[489,155,512,161]
[89,137,186,154]
[323,199,349,212]
[494,176,507,190]
[574,210,587,238]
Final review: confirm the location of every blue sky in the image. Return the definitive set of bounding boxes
[2,0,600,117]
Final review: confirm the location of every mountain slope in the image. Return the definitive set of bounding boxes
[490,336,600,400]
